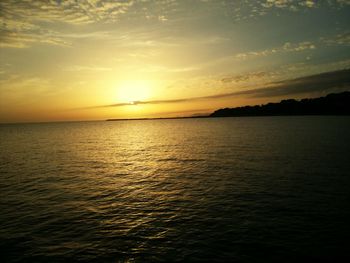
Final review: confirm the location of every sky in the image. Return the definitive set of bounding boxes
[0,0,350,123]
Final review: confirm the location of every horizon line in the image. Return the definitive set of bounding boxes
[2,90,349,124]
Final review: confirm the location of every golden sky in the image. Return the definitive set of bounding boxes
[0,0,350,122]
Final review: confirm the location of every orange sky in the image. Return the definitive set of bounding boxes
[1,0,349,123]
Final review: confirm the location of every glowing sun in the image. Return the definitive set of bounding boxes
[117,80,152,104]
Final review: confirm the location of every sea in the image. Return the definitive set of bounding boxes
[1,116,350,262]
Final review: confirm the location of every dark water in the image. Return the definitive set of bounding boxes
[1,117,350,262]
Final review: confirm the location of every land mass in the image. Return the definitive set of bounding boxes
[210,91,350,117]
[107,91,350,121]
[107,116,209,121]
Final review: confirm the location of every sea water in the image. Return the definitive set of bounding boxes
[1,116,350,262]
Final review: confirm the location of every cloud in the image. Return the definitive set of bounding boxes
[0,29,71,48]
[262,0,316,9]
[282,41,316,51]
[225,0,316,22]
[336,0,350,6]
[0,75,57,104]
[234,31,349,61]
[235,41,316,60]
[0,0,135,48]
[225,0,348,22]
[139,64,200,73]
[1,0,349,48]
[320,32,350,46]
[222,71,269,83]
[81,69,350,109]
[0,1,135,25]
[63,65,112,72]
[158,15,168,22]
[240,68,350,97]
[260,0,350,10]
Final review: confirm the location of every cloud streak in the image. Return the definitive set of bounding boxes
[235,41,316,60]
[225,0,348,22]
[63,65,112,72]
[237,68,350,97]
[81,69,350,110]
[320,32,350,46]
[262,0,317,9]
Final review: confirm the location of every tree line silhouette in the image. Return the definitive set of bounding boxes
[210,91,350,117]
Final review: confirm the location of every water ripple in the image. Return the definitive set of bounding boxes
[1,117,350,262]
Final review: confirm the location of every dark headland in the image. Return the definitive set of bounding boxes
[210,91,350,117]
[107,91,350,121]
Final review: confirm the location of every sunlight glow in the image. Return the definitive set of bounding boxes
[1,0,349,122]
[117,80,152,104]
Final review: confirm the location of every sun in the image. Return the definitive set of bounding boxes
[117,80,152,104]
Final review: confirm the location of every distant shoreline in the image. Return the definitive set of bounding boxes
[106,114,349,122]
[2,92,349,125]
[210,91,350,118]
[107,91,350,121]
[106,116,210,121]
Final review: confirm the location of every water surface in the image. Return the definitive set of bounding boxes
[1,117,350,262]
